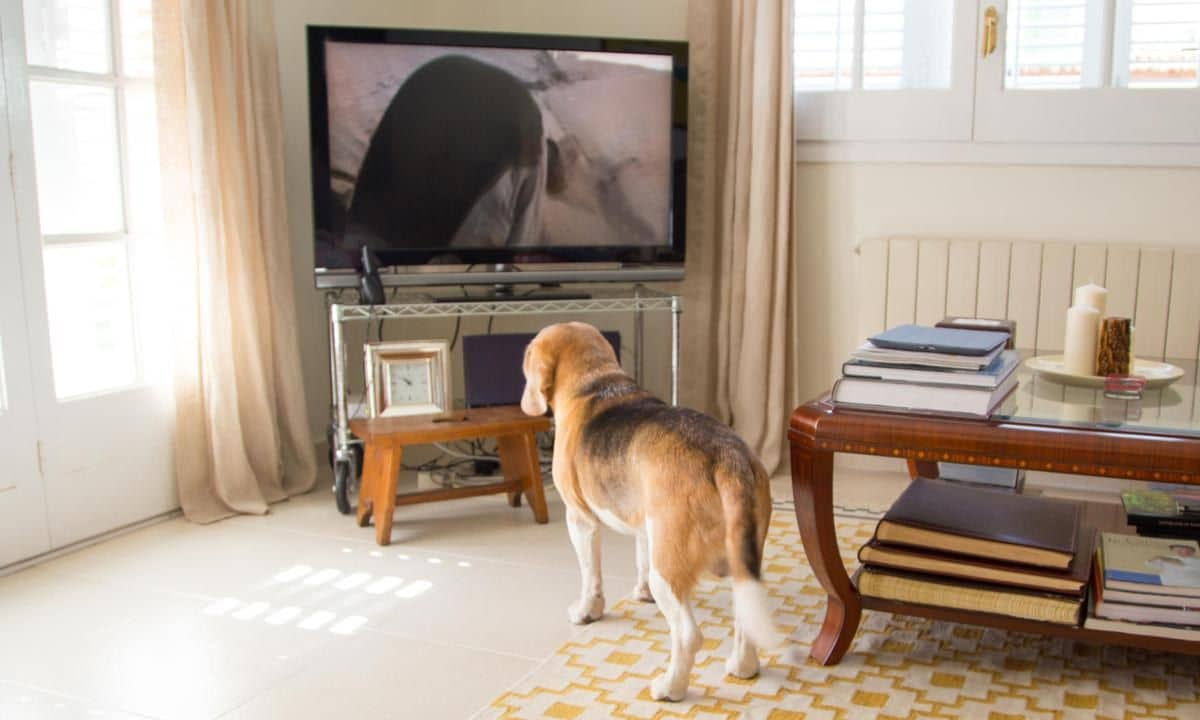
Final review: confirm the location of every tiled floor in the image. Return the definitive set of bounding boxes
[0,467,909,720]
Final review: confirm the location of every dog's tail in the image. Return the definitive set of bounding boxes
[718,458,789,655]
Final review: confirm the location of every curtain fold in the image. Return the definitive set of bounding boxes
[154,0,316,523]
[684,0,796,474]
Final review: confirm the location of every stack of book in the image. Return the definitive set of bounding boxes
[1085,533,1200,641]
[856,478,1094,626]
[1120,488,1200,540]
[833,323,1019,417]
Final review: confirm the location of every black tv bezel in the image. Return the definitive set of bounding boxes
[306,24,688,280]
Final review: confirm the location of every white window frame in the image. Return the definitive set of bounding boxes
[974,0,1200,144]
[794,0,1200,166]
[795,0,980,141]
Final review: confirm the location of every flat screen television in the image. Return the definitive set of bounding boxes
[306,25,688,288]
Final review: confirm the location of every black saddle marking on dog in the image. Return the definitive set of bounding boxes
[577,372,642,406]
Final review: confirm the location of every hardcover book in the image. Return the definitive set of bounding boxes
[858,523,1095,596]
[1121,489,1200,520]
[841,349,1019,389]
[1083,614,1200,642]
[855,567,1084,626]
[1100,533,1200,597]
[848,342,1004,371]
[831,371,1019,418]
[872,477,1081,570]
[1093,578,1200,626]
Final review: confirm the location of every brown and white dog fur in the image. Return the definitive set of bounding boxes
[520,322,779,701]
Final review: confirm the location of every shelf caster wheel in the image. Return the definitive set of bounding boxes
[333,457,356,515]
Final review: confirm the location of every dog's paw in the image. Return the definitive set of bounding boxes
[567,594,605,624]
[649,675,686,702]
[725,652,760,679]
[630,583,655,603]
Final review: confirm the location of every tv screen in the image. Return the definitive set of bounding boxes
[307,25,688,279]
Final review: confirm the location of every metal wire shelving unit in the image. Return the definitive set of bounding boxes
[324,285,682,513]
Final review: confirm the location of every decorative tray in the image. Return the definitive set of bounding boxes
[1024,355,1184,389]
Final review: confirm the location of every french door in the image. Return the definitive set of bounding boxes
[0,0,174,565]
[0,23,50,564]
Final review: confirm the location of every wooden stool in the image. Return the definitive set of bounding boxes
[349,405,551,545]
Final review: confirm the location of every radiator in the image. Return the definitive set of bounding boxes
[856,237,1200,361]
[853,236,1200,490]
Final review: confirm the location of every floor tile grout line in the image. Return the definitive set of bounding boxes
[359,625,553,663]
[465,646,565,720]
[2,677,167,720]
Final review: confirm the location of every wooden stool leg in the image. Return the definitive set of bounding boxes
[498,431,548,524]
[373,445,403,545]
[356,443,380,528]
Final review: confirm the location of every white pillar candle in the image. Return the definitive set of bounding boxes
[1063,305,1101,375]
[1073,283,1108,316]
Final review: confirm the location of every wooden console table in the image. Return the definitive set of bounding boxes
[351,405,550,545]
[788,357,1200,665]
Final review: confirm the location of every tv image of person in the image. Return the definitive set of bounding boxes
[345,54,556,251]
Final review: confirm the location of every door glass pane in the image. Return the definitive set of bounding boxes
[29,80,124,235]
[123,83,161,234]
[23,0,112,74]
[119,0,154,78]
[1119,0,1200,88]
[43,242,137,398]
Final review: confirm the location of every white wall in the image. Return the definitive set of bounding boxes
[272,0,688,438]
[792,162,1200,405]
[794,162,1200,484]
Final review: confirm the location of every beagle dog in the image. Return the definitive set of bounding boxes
[521,321,780,701]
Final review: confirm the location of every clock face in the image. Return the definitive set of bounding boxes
[387,359,433,405]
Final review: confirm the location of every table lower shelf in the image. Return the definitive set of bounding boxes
[859,595,1200,656]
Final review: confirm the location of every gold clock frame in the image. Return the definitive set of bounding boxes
[364,339,452,418]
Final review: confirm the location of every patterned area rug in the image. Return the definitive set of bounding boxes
[481,512,1200,719]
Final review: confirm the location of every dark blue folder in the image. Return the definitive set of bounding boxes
[868,324,1009,356]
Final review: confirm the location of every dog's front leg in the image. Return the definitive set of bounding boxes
[565,508,605,624]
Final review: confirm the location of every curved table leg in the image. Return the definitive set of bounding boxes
[790,443,861,665]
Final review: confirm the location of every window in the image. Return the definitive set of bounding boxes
[22,0,162,398]
[794,0,1200,153]
[794,0,956,91]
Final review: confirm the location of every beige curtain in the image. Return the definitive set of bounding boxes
[154,0,317,523]
[683,0,797,473]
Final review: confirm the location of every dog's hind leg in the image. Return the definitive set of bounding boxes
[726,622,760,679]
[647,567,701,702]
[630,532,654,602]
[565,507,605,624]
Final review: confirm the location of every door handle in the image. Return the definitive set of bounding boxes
[982,6,999,58]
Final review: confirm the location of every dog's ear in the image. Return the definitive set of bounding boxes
[520,341,554,416]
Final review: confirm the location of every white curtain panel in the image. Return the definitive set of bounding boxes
[685,0,797,473]
[154,0,317,522]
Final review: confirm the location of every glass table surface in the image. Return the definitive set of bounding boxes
[994,352,1200,438]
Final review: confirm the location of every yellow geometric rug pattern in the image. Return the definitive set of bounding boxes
[482,513,1200,719]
